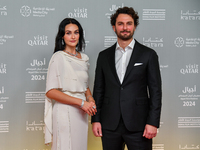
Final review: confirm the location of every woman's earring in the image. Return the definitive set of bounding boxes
[62,39,64,45]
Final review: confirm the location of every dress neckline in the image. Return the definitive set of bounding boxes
[61,51,83,60]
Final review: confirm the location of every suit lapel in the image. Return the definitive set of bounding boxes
[107,43,121,85]
[123,40,141,84]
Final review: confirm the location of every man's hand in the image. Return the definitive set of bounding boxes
[143,124,157,139]
[92,122,102,137]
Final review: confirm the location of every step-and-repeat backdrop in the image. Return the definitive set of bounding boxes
[0,0,200,150]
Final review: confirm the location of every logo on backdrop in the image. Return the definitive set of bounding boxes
[0,35,14,45]
[143,37,164,48]
[0,86,4,94]
[0,121,9,133]
[182,85,197,94]
[25,92,45,104]
[178,85,199,107]
[68,7,88,18]
[160,64,169,71]
[181,10,200,21]
[178,117,200,128]
[20,6,31,17]
[174,37,184,47]
[104,36,117,48]
[179,144,200,149]
[153,144,164,150]
[0,63,6,74]
[175,37,200,48]
[26,120,45,131]
[25,58,47,103]
[143,9,166,21]
[26,58,48,81]
[105,3,124,19]
[0,86,5,110]
[20,5,55,17]
[0,86,9,110]
[180,64,198,74]
[28,35,48,46]
[0,5,7,16]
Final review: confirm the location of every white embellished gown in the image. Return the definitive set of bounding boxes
[44,51,89,150]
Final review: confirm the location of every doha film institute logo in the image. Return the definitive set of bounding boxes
[20,6,31,17]
[174,37,184,47]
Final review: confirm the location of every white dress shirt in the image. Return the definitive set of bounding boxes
[115,39,135,83]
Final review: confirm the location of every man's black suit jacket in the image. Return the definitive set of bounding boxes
[91,40,162,132]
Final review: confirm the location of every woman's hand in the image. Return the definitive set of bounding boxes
[81,101,97,116]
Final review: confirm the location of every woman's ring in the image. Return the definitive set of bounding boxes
[93,106,96,109]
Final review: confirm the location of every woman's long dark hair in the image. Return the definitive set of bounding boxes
[54,18,85,53]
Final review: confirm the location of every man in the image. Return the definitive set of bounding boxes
[92,7,162,150]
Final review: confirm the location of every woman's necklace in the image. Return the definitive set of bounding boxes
[64,50,78,57]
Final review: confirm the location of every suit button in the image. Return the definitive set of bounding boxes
[121,87,123,90]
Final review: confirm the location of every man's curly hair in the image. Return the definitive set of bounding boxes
[110,7,139,27]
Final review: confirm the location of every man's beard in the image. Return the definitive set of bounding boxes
[115,30,134,41]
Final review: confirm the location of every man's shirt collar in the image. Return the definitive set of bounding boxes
[116,39,135,51]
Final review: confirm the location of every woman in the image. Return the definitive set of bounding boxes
[44,18,96,150]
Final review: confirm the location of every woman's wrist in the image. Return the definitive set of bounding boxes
[86,95,93,101]
[80,99,84,108]
[88,97,95,103]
